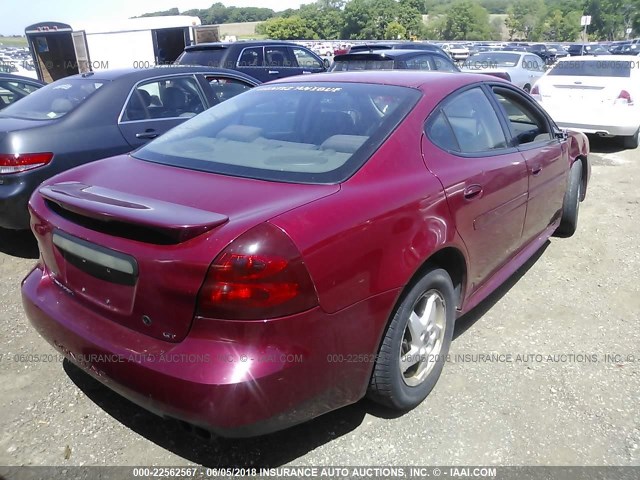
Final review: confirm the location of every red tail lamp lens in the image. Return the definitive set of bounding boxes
[0,152,53,174]
[196,223,318,320]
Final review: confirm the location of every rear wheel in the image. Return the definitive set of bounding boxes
[623,128,639,149]
[368,268,455,410]
[555,160,583,238]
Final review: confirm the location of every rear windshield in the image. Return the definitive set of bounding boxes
[330,58,395,71]
[463,53,520,69]
[548,60,633,77]
[133,82,421,184]
[0,78,106,120]
[176,48,228,68]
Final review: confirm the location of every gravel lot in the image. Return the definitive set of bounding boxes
[0,138,639,469]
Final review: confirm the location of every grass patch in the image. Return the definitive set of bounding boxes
[0,37,28,47]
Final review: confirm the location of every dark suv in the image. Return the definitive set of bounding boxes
[567,43,609,56]
[175,41,327,83]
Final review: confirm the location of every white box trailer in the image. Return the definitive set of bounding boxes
[24,16,219,83]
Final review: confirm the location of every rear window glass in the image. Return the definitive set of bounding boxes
[463,53,520,69]
[548,60,633,77]
[330,59,395,71]
[176,48,229,68]
[133,82,422,184]
[0,78,106,120]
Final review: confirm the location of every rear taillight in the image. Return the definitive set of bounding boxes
[531,85,539,95]
[615,90,633,106]
[196,223,318,320]
[0,153,53,174]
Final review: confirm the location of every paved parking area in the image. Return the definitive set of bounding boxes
[0,138,639,467]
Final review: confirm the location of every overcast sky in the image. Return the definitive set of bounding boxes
[1,0,314,35]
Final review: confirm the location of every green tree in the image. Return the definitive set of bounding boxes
[505,0,546,40]
[385,21,408,39]
[539,9,581,41]
[257,16,318,39]
[440,0,494,40]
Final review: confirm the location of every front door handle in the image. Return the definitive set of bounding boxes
[136,129,159,140]
[268,70,280,75]
[464,184,483,200]
[532,165,543,176]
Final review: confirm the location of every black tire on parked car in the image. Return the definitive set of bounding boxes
[555,160,583,238]
[368,267,455,410]
[623,127,639,149]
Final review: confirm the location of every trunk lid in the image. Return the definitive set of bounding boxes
[542,76,629,103]
[31,155,339,342]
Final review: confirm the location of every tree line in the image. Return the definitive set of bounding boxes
[138,0,640,42]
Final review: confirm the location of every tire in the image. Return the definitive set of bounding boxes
[623,128,639,149]
[368,268,455,410]
[555,160,583,238]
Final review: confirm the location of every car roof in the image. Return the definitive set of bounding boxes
[556,54,636,61]
[336,49,446,59]
[185,40,297,51]
[267,70,505,90]
[57,66,259,83]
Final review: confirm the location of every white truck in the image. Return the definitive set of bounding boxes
[25,16,220,83]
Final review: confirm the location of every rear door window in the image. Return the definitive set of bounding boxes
[205,76,254,103]
[491,87,552,145]
[122,76,206,122]
[432,87,508,154]
[265,47,292,67]
[237,47,263,67]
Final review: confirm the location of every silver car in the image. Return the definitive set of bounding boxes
[461,51,545,92]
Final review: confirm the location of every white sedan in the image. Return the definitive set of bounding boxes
[461,51,545,92]
[531,55,640,148]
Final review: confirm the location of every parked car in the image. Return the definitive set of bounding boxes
[531,55,640,148]
[330,49,460,72]
[0,66,259,230]
[23,71,589,438]
[0,73,43,110]
[567,43,609,56]
[442,43,470,61]
[545,43,570,60]
[175,41,327,82]
[526,44,557,64]
[348,42,448,56]
[461,51,545,92]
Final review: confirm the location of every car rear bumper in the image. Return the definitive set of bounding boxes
[0,176,35,230]
[22,265,397,437]
[540,103,640,137]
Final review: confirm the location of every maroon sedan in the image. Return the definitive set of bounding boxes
[22,71,589,437]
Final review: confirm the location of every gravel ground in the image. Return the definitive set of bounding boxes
[0,137,638,469]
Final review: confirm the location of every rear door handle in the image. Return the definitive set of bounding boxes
[268,70,280,75]
[136,130,159,139]
[463,184,483,200]
[532,166,543,176]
